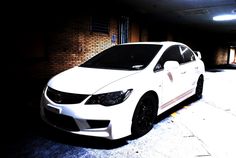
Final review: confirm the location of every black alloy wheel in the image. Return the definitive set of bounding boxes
[131,93,158,138]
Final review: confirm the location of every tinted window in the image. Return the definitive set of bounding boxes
[181,46,196,63]
[157,45,183,69]
[81,44,162,70]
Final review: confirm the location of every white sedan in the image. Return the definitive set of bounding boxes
[40,41,205,140]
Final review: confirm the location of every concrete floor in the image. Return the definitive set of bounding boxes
[6,69,236,158]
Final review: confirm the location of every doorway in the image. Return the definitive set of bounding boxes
[119,16,129,44]
[228,46,236,64]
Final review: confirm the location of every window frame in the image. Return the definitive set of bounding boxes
[180,46,196,63]
[154,45,184,71]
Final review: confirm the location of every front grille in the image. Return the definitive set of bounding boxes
[46,87,88,104]
[44,108,79,131]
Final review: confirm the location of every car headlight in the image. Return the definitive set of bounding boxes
[85,89,133,106]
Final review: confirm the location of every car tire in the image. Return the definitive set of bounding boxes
[131,93,158,138]
[194,75,204,100]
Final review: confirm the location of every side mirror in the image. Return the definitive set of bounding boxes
[194,51,202,59]
[153,63,162,72]
[164,61,179,71]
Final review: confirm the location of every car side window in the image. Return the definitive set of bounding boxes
[180,46,196,63]
[156,45,183,70]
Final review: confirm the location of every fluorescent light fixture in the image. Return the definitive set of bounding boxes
[213,14,236,21]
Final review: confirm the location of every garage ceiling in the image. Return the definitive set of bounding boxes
[123,0,236,33]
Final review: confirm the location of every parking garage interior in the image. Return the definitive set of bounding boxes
[4,1,236,157]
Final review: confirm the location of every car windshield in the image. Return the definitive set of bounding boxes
[80,44,162,70]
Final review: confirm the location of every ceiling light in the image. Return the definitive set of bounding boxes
[213,14,236,21]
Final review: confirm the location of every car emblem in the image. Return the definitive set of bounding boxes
[54,93,63,103]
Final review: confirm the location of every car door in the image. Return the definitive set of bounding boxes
[179,46,198,93]
[155,45,185,111]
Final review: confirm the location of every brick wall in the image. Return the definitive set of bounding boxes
[215,47,228,65]
[47,16,118,76]
[12,16,149,81]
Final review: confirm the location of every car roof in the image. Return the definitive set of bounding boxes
[120,41,186,47]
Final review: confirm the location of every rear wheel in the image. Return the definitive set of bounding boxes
[194,76,204,100]
[131,93,158,138]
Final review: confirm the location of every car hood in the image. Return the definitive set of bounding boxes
[48,66,140,94]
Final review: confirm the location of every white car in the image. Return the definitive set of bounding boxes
[40,41,205,140]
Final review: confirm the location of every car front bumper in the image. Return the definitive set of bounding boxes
[40,91,135,140]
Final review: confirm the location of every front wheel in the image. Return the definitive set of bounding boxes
[131,93,158,138]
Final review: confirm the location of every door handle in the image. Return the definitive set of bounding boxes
[181,71,186,74]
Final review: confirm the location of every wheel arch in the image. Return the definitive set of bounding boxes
[194,73,204,100]
[197,74,204,85]
[199,74,204,80]
[141,90,159,109]
[130,90,159,138]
